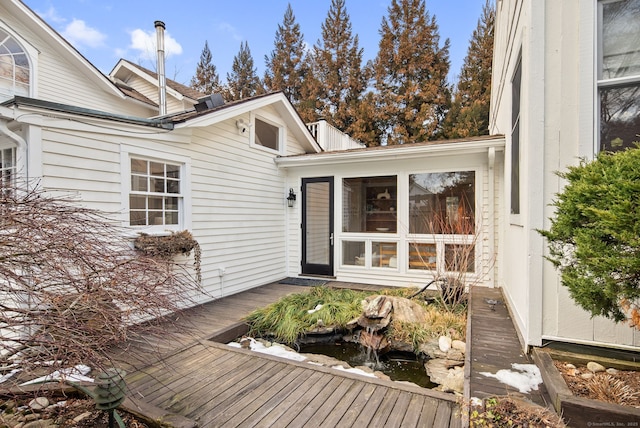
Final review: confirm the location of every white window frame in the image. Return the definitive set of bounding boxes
[121,146,191,234]
[406,169,479,276]
[596,0,640,153]
[0,23,38,101]
[250,112,284,155]
[0,143,17,190]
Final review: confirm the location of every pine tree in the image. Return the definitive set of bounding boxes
[264,4,309,106]
[306,0,368,133]
[224,41,264,101]
[443,0,494,138]
[372,0,451,145]
[190,41,222,95]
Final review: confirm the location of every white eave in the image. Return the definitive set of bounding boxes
[11,0,125,100]
[175,92,322,154]
[110,60,186,101]
[275,135,506,167]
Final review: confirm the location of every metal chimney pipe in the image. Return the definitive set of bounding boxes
[154,20,167,116]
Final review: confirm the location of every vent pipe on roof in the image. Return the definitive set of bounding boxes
[155,20,167,116]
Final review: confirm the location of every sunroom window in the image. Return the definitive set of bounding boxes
[343,176,397,233]
[409,172,475,235]
[129,158,182,227]
[408,171,476,273]
[0,29,30,102]
[598,0,640,152]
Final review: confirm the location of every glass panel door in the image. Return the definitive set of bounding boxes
[302,177,334,276]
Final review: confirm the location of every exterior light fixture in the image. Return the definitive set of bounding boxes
[287,188,296,207]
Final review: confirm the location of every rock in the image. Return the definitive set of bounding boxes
[446,349,464,362]
[390,297,428,323]
[363,296,393,319]
[587,361,605,373]
[443,359,464,369]
[425,359,451,385]
[581,372,594,380]
[564,363,576,369]
[438,336,452,353]
[419,340,448,359]
[440,366,465,394]
[451,340,466,353]
[28,397,49,411]
[360,329,390,351]
[606,368,619,375]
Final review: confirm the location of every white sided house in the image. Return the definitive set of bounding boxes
[1,0,638,354]
[490,0,640,351]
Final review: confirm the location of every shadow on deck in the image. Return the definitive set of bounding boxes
[113,281,462,427]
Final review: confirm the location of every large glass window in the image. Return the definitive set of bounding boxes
[129,158,182,226]
[343,176,397,233]
[598,0,640,152]
[0,29,30,102]
[409,172,475,235]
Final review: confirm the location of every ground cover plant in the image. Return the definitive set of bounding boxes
[244,285,467,350]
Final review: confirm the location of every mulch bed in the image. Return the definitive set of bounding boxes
[553,360,640,408]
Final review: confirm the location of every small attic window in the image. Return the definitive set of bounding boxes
[0,28,30,102]
[254,117,280,152]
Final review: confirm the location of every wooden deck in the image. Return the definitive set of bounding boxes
[466,286,550,407]
[112,280,462,427]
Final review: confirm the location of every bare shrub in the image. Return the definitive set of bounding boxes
[0,181,201,377]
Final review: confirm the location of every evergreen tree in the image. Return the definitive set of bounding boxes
[190,41,222,95]
[224,41,264,101]
[306,0,368,133]
[264,4,309,106]
[372,0,451,145]
[443,0,494,138]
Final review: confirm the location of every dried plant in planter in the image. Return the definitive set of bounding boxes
[134,230,202,283]
[586,374,640,407]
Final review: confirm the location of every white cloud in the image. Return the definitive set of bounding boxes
[62,19,106,49]
[217,22,242,42]
[128,28,183,62]
[40,6,66,24]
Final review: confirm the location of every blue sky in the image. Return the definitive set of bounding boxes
[23,1,487,87]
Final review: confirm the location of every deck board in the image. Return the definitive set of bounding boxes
[467,287,551,407]
[114,281,462,427]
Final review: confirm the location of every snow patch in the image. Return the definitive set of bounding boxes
[20,364,93,386]
[480,363,542,393]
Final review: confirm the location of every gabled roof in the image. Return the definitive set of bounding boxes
[8,0,125,100]
[110,59,205,103]
[171,92,322,154]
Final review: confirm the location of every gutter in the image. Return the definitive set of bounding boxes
[2,96,174,130]
[275,137,506,168]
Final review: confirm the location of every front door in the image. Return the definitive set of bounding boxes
[301,177,334,276]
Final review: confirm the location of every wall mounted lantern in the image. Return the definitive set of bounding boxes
[287,188,297,207]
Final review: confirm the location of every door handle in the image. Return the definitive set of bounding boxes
[330,233,334,246]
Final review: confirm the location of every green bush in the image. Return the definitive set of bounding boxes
[540,147,640,325]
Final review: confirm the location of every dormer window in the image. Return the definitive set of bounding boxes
[0,28,30,102]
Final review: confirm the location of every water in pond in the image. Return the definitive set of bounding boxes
[299,341,437,389]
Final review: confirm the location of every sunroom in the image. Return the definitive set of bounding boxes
[277,135,505,289]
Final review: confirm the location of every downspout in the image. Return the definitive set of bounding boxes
[0,119,28,181]
[155,21,167,116]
